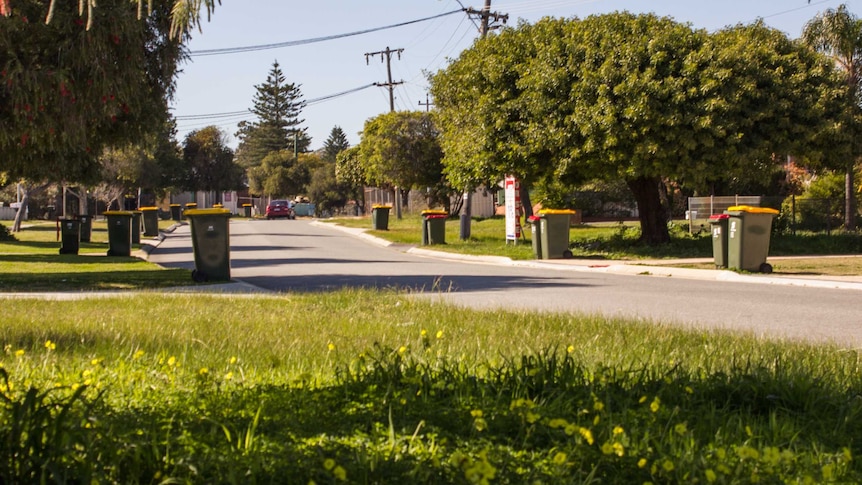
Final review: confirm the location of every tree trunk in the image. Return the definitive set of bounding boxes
[519,183,533,219]
[11,188,28,233]
[626,176,671,245]
[845,164,856,231]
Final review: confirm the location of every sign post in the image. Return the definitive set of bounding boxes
[505,176,521,244]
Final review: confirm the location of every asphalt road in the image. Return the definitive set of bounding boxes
[147,219,862,347]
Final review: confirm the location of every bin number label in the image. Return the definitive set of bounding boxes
[207,225,215,232]
[729,220,737,239]
[712,226,721,239]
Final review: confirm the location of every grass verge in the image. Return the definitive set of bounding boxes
[0,291,859,483]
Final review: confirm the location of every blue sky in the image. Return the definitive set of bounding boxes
[170,0,859,150]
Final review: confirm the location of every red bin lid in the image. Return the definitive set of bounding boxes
[709,214,730,220]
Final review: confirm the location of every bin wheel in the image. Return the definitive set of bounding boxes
[562,250,574,259]
[759,263,773,274]
[191,269,208,283]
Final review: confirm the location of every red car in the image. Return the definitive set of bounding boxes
[265,200,296,220]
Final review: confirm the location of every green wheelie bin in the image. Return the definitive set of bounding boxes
[725,205,780,273]
[58,218,80,255]
[185,208,231,282]
[170,204,182,221]
[708,214,730,269]
[371,205,391,230]
[140,207,159,237]
[421,210,448,245]
[538,210,574,259]
[528,215,543,259]
[131,211,142,244]
[78,214,92,243]
[242,204,253,218]
[104,211,133,257]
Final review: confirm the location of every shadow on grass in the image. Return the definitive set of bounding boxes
[0,254,144,265]
[0,268,194,292]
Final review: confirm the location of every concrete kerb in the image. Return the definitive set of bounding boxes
[315,221,862,292]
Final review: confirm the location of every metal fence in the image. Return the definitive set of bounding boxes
[687,195,856,234]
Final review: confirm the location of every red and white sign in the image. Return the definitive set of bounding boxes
[505,176,521,242]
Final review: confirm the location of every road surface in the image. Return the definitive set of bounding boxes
[146,219,862,347]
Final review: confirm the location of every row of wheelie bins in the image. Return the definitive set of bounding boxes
[370,207,449,246]
[708,205,779,273]
[59,208,161,256]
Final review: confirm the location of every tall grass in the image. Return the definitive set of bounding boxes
[1,291,860,482]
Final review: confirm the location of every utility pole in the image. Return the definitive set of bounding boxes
[419,93,434,112]
[460,0,508,240]
[365,47,404,113]
[366,46,405,219]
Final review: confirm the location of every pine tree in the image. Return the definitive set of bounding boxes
[322,126,351,163]
[235,61,311,169]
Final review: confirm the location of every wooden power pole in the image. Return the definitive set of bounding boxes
[459,1,508,240]
[365,47,404,113]
[365,47,406,219]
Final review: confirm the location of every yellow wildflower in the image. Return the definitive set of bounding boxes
[323,458,335,470]
[613,426,624,436]
[650,397,661,413]
[637,458,648,468]
[333,465,347,481]
[14,349,24,357]
[327,342,336,351]
[44,340,56,351]
[552,452,567,466]
[436,330,444,339]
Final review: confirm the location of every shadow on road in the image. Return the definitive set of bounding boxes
[240,273,594,294]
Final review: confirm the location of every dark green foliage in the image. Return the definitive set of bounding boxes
[235,61,310,169]
[0,225,14,242]
[0,0,185,183]
[181,126,244,197]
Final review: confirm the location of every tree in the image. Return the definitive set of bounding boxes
[432,14,844,244]
[1,0,219,40]
[322,126,350,163]
[335,146,366,213]
[1,0,185,183]
[247,150,310,199]
[235,61,310,169]
[182,126,243,203]
[358,111,447,215]
[803,4,862,231]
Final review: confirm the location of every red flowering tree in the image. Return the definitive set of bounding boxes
[0,0,189,182]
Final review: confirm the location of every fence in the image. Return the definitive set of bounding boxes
[687,195,857,234]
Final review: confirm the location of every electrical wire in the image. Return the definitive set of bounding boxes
[190,9,464,57]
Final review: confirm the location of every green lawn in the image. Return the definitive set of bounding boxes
[0,292,859,483]
[0,215,860,482]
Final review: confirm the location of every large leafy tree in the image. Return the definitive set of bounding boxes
[433,13,845,244]
[1,0,186,183]
[181,125,243,203]
[235,61,310,169]
[803,4,862,231]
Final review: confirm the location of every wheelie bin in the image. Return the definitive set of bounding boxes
[708,214,730,269]
[421,210,448,245]
[140,207,159,237]
[58,218,80,255]
[131,211,142,244]
[183,203,197,221]
[104,211,133,257]
[170,204,182,221]
[242,204,253,218]
[528,215,543,259]
[78,214,92,243]
[185,208,231,282]
[725,205,780,273]
[538,210,574,259]
[372,205,391,231]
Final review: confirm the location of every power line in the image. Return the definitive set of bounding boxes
[190,9,463,57]
[174,83,376,121]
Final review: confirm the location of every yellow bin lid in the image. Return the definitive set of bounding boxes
[727,205,779,215]
[184,208,230,216]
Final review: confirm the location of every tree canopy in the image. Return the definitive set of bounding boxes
[181,125,243,201]
[1,0,186,183]
[235,61,310,169]
[432,13,847,244]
